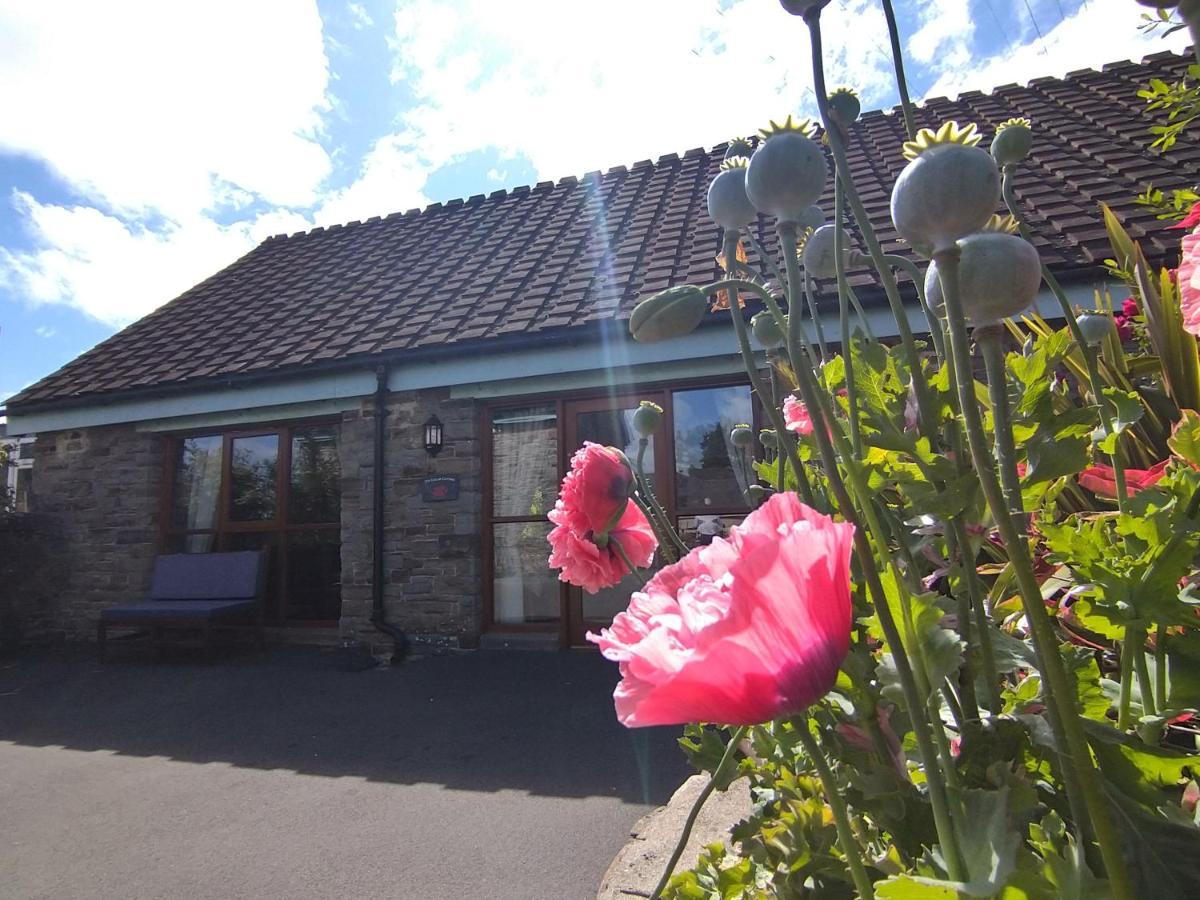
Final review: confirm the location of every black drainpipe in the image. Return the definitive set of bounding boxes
[369,364,410,664]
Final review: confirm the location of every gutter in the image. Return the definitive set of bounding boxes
[369,364,409,664]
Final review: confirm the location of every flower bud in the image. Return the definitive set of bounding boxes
[751,311,786,348]
[1076,312,1114,347]
[629,285,709,343]
[632,401,664,437]
[730,423,754,448]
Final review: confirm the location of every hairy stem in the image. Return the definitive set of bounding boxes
[935,245,1134,899]
[794,719,876,899]
[649,726,748,900]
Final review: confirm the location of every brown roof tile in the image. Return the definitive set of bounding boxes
[9,50,1196,410]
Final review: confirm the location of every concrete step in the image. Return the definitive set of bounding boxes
[477,631,560,651]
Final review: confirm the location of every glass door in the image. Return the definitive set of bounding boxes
[563,393,671,647]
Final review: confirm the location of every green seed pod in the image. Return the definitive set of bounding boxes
[746,116,828,225]
[724,137,754,161]
[891,122,1000,257]
[759,429,778,449]
[803,224,850,278]
[632,401,664,437]
[629,285,710,343]
[796,204,825,234]
[730,423,754,448]
[990,118,1033,167]
[779,0,828,13]
[707,158,758,230]
[745,484,769,504]
[828,88,860,125]
[751,311,787,348]
[1076,312,1115,346]
[924,226,1041,327]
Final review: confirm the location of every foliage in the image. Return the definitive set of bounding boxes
[563,6,1200,898]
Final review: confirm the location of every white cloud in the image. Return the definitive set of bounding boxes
[33,326,55,339]
[347,2,374,30]
[378,0,899,189]
[908,0,974,68]
[923,0,1193,99]
[0,1,332,218]
[0,1,330,326]
[0,191,312,328]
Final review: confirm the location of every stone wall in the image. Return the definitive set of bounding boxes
[339,387,482,648]
[0,513,66,650]
[22,425,162,641]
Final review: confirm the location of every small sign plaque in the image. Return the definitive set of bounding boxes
[422,476,460,502]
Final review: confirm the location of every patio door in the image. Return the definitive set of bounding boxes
[562,394,671,647]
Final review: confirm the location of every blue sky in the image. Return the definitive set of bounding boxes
[0,0,1190,408]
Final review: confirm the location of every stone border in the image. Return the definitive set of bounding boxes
[597,774,752,899]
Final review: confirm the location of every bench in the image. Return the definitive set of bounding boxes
[98,550,267,660]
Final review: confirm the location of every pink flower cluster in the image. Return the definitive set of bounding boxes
[547,443,657,594]
[588,493,855,727]
[1176,202,1200,336]
[1114,297,1138,343]
[782,394,814,436]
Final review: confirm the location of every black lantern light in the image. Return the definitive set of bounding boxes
[423,415,444,457]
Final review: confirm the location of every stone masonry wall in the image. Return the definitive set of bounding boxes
[339,387,482,648]
[24,424,162,641]
[0,513,67,650]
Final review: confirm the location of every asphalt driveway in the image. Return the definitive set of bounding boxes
[0,645,688,900]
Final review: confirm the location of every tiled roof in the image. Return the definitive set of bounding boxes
[9,49,1198,410]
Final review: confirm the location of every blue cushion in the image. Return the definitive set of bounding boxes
[101,599,257,622]
[149,551,263,601]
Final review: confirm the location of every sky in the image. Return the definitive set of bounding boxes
[0,0,1191,408]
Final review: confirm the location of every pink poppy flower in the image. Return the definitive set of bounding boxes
[1078,459,1170,498]
[1121,297,1139,319]
[588,492,855,727]
[782,394,814,435]
[1180,229,1200,336]
[548,443,657,594]
[1170,201,1200,231]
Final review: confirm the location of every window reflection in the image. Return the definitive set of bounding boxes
[172,435,223,531]
[672,386,753,510]
[289,426,340,524]
[230,434,279,521]
[492,406,558,519]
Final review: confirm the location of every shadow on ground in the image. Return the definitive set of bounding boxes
[0,644,689,805]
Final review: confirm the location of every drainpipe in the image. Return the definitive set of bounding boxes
[369,364,409,664]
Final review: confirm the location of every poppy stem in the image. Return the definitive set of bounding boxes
[635,438,688,558]
[832,175,864,458]
[880,0,917,141]
[934,245,1134,900]
[977,326,1026,524]
[1156,624,1169,713]
[793,718,876,899]
[608,536,648,587]
[648,726,748,900]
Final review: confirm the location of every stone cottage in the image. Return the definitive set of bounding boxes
[3,51,1194,650]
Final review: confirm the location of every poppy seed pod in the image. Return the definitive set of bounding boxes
[759,429,778,449]
[751,311,787,348]
[730,424,755,448]
[891,122,1001,257]
[803,224,850,278]
[1076,312,1115,346]
[746,117,828,225]
[796,205,825,234]
[925,230,1041,327]
[629,285,710,343]
[990,118,1033,167]
[828,88,860,125]
[707,158,758,230]
[724,137,754,161]
[633,401,664,437]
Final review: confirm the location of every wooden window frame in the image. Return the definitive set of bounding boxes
[481,373,762,641]
[159,414,342,625]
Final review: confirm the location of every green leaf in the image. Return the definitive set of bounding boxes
[1100,387,1143,435]
[868,572,964,705]
[1169,408,1200,467]
[1024,433,1089,485]
[1104,784,1200,897]
[1084,718,1200,808]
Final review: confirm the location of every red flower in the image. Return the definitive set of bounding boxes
[547,443,657,594]
[588,492,855,727]
[1121,297,1139,318]
[1169,201,1200,231]
[1078,459,1170,498]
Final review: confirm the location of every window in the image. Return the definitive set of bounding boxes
[164,422,341,623]
[672,385,754,512]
